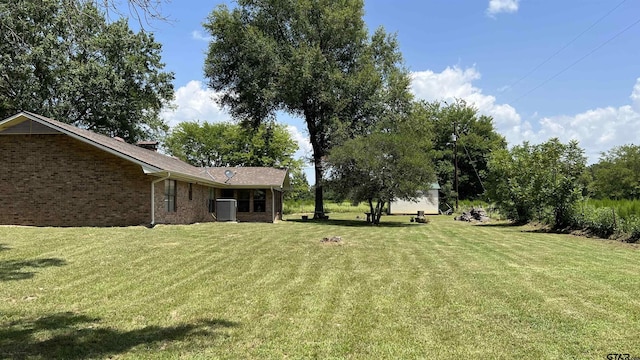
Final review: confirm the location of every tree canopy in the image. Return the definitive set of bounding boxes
[487,138,586,226]
[327,101,436,224]
[203,0,405,218]
[165,121,300,169]
[0,0,174,142]
[589,144,640,200]
[428,99,506,208]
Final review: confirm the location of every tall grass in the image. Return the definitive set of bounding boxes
[584,198,640,220]
[571,199,640,242]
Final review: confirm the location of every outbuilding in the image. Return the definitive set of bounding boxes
[388,183,441,215]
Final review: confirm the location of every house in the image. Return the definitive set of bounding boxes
[0,112,289,227]
[388,183,440,215]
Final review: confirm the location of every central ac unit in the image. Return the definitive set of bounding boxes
[216,199,237,221]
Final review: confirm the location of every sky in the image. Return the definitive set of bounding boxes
[139,0,640,178]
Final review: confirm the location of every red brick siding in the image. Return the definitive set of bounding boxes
[153,181,214,224]
[0,134,152,226]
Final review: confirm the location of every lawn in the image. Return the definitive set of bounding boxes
[1,214,639,359]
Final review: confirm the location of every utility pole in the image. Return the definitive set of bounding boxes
[453,130,459,212]
[446,99,459,212]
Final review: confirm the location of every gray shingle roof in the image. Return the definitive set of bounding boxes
[204,167,290,188]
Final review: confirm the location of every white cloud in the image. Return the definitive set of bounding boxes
[411,66,522,141]
[486,0,519,16]
[191,30,211,42]
[535,104,640,162]
[411,67,640,164]
[287,125,313,163]
[160,80,229,127]
[497,85,511,93]
[631,78,640,111]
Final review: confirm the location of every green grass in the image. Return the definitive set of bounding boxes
[284,200,370,215]
[1,215,639,359]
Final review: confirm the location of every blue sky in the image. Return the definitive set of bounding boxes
[145,0,640,172]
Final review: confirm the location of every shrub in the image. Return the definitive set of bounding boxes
[578,206,618,238]
[619,215,640,243]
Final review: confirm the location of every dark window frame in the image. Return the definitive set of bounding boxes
[165,180,177,212]
[253,189,266,213]
[237,189,250,213]
[208,188,215,213]
[221,189,235,199]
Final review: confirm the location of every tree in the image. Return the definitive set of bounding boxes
[83,0,171,27]
[327,101,436,225]
[165,121,300,168]
[285,167,312,202]
[203,0,401,218]
[0,0,174,142]
[428,99,506,208]
[2,0,171,30]
[487,138,586,226]
[590,144,640,199]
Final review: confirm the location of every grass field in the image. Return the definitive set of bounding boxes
[1,214,639,359]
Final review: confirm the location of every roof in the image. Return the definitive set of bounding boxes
[0,112,289,189]
[205,167,290,189]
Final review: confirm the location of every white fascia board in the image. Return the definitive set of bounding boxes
[0,113,29,131]
[217,184,283,189]
[149,171,220,187]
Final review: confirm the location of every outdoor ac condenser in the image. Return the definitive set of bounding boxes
[216,199,237,222]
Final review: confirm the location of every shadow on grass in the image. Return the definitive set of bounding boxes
[476,222,522,228]
[0,244,10,252]
[477,222,575,235]
[0,312,239,359]
[286,218,419,228]
[0,258,67,281]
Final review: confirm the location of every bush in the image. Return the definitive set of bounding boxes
[619,215,640,243]
[574,206,618,238]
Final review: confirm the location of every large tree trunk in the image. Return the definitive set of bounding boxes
[367,198,375,224]
[374,200,384,225]
[313,155,325,219]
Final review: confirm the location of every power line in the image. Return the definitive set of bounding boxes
[507,0,628,91]
[511,15,640,105]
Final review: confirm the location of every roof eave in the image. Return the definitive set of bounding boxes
[217,183,285,189]
[148,171,222,187]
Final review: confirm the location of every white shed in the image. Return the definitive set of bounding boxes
[388,183,440,215]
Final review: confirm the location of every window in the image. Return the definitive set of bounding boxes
[221,189,234,198]
[165,180,177,212]
[237,190,250,212]
[208,188,215,213]
[189,183,193,200]
[253,189,266,212]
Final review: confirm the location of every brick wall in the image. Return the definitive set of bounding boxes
[153,181,215,225]
[0,134,152,226]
